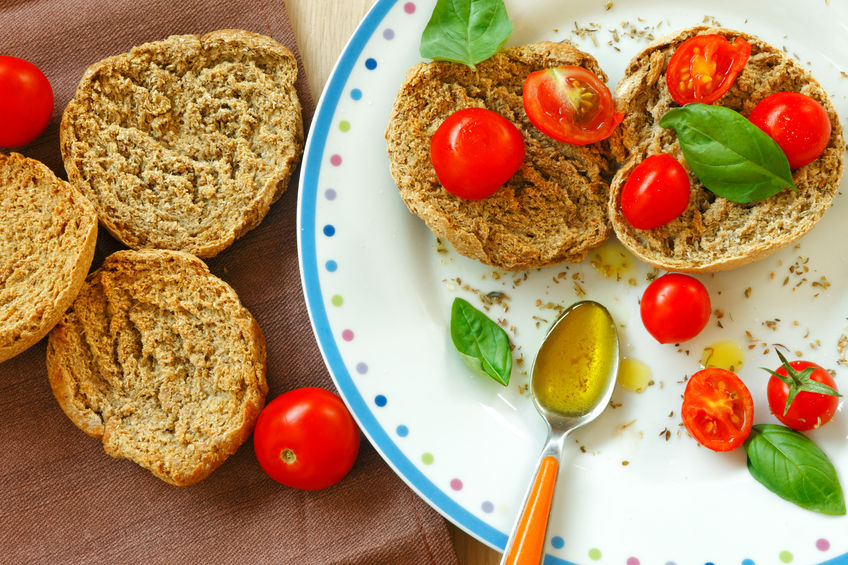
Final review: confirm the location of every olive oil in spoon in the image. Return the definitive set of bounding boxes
[500,301,620,565]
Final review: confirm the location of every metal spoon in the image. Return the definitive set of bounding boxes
[500,300,620,565]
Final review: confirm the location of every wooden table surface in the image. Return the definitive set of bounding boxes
[281,0,501,563]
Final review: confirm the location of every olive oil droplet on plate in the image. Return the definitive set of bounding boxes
[589,239,636,282]
[700,340,744,372]
[618,358,652,392]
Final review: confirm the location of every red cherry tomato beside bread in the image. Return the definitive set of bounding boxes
[254,387,360,490]
[749,92,832,169]
[523,65,623,145]
[0,55,54,148]
[640,273,711,344]
[765,351,841,431]
[666,34,751,105]
[682,368,754,452]
[620,154,690,229]
[430,107,525,200]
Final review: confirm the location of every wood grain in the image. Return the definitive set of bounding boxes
[281,0,501,563]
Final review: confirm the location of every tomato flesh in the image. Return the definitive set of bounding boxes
[253,387,360,490]
[523,65,623,145]
[620,153,690,229]
[0,55,54,148]
[640,273,711,344]
[767,360,839,431]
[749,92,831,169]
[666,35,751,105]
[430,107,525,200]
[682,368,754,452]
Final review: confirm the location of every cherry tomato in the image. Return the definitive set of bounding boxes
[640,273,711,344]
[522,65,623,145]
[749,92,832,169]
[682,368,754,452]
[766,354,840,431]
[254,387,360,490]
[666,34,751,105]
[0,55,54,148]
[430,107,525,200]
[620,154,690,229]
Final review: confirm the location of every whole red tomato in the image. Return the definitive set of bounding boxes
[766,352,841,431]
[430,107,525,200]
[523,65,623,145]
[620,153,690,229]
[0,55,54,148]
[254,387,360,490]
[640,273,711,344]
[682,367,754,452]
[666,34,750,105]
[749,92,831,169]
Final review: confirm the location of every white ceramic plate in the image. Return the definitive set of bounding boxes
[297,1,848,563]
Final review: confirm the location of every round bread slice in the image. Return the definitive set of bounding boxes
[60,29,304,258]
[0,152,97,363]
[386,42,616,271]
[608,26,845,273]
[46,249,268,486]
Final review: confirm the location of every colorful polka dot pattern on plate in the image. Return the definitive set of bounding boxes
[310,2,842,563]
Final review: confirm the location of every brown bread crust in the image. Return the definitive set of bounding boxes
[60,29,303,258]
[386,42,616,271]
[608,26,845,272]
[46,249,268,486]
[0,152,98,363]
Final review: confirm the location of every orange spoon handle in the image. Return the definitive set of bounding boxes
[502,455,560,565]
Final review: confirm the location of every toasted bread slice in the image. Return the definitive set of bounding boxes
[46,249,267,486]
[60,29,303,258]
[609,26,845,272]
[386,42,616,271]
[0,152,97,363]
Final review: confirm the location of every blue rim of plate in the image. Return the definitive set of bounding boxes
[295,2,848,565]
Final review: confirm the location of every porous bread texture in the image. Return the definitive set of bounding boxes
[609,26,845,273]
[386,42,616,271]
[0,152,97,363]
[46,249,268,486]
[61,29,304,258]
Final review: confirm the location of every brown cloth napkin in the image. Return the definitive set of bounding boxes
[0,1,459,563]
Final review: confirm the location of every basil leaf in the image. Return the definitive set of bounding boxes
[744,424,845,515]
[450,297,512,385]
[659,104,797,203]
[420,0,512,70]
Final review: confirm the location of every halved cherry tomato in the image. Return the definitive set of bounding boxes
[682,368,754,452]
[430,107,525,200]
[765,351,841,431]
[749,92,831,169]
[666,34,751,105]
[620,153,690,229]
[0,55,54,148]
[640,273,711,344]
[522,65,623,145]
[254,387,360,490]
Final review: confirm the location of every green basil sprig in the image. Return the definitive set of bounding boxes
[744,424,845,515]
[420,0,512,70]
[659,103,797,203]
[450,297,512,385]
